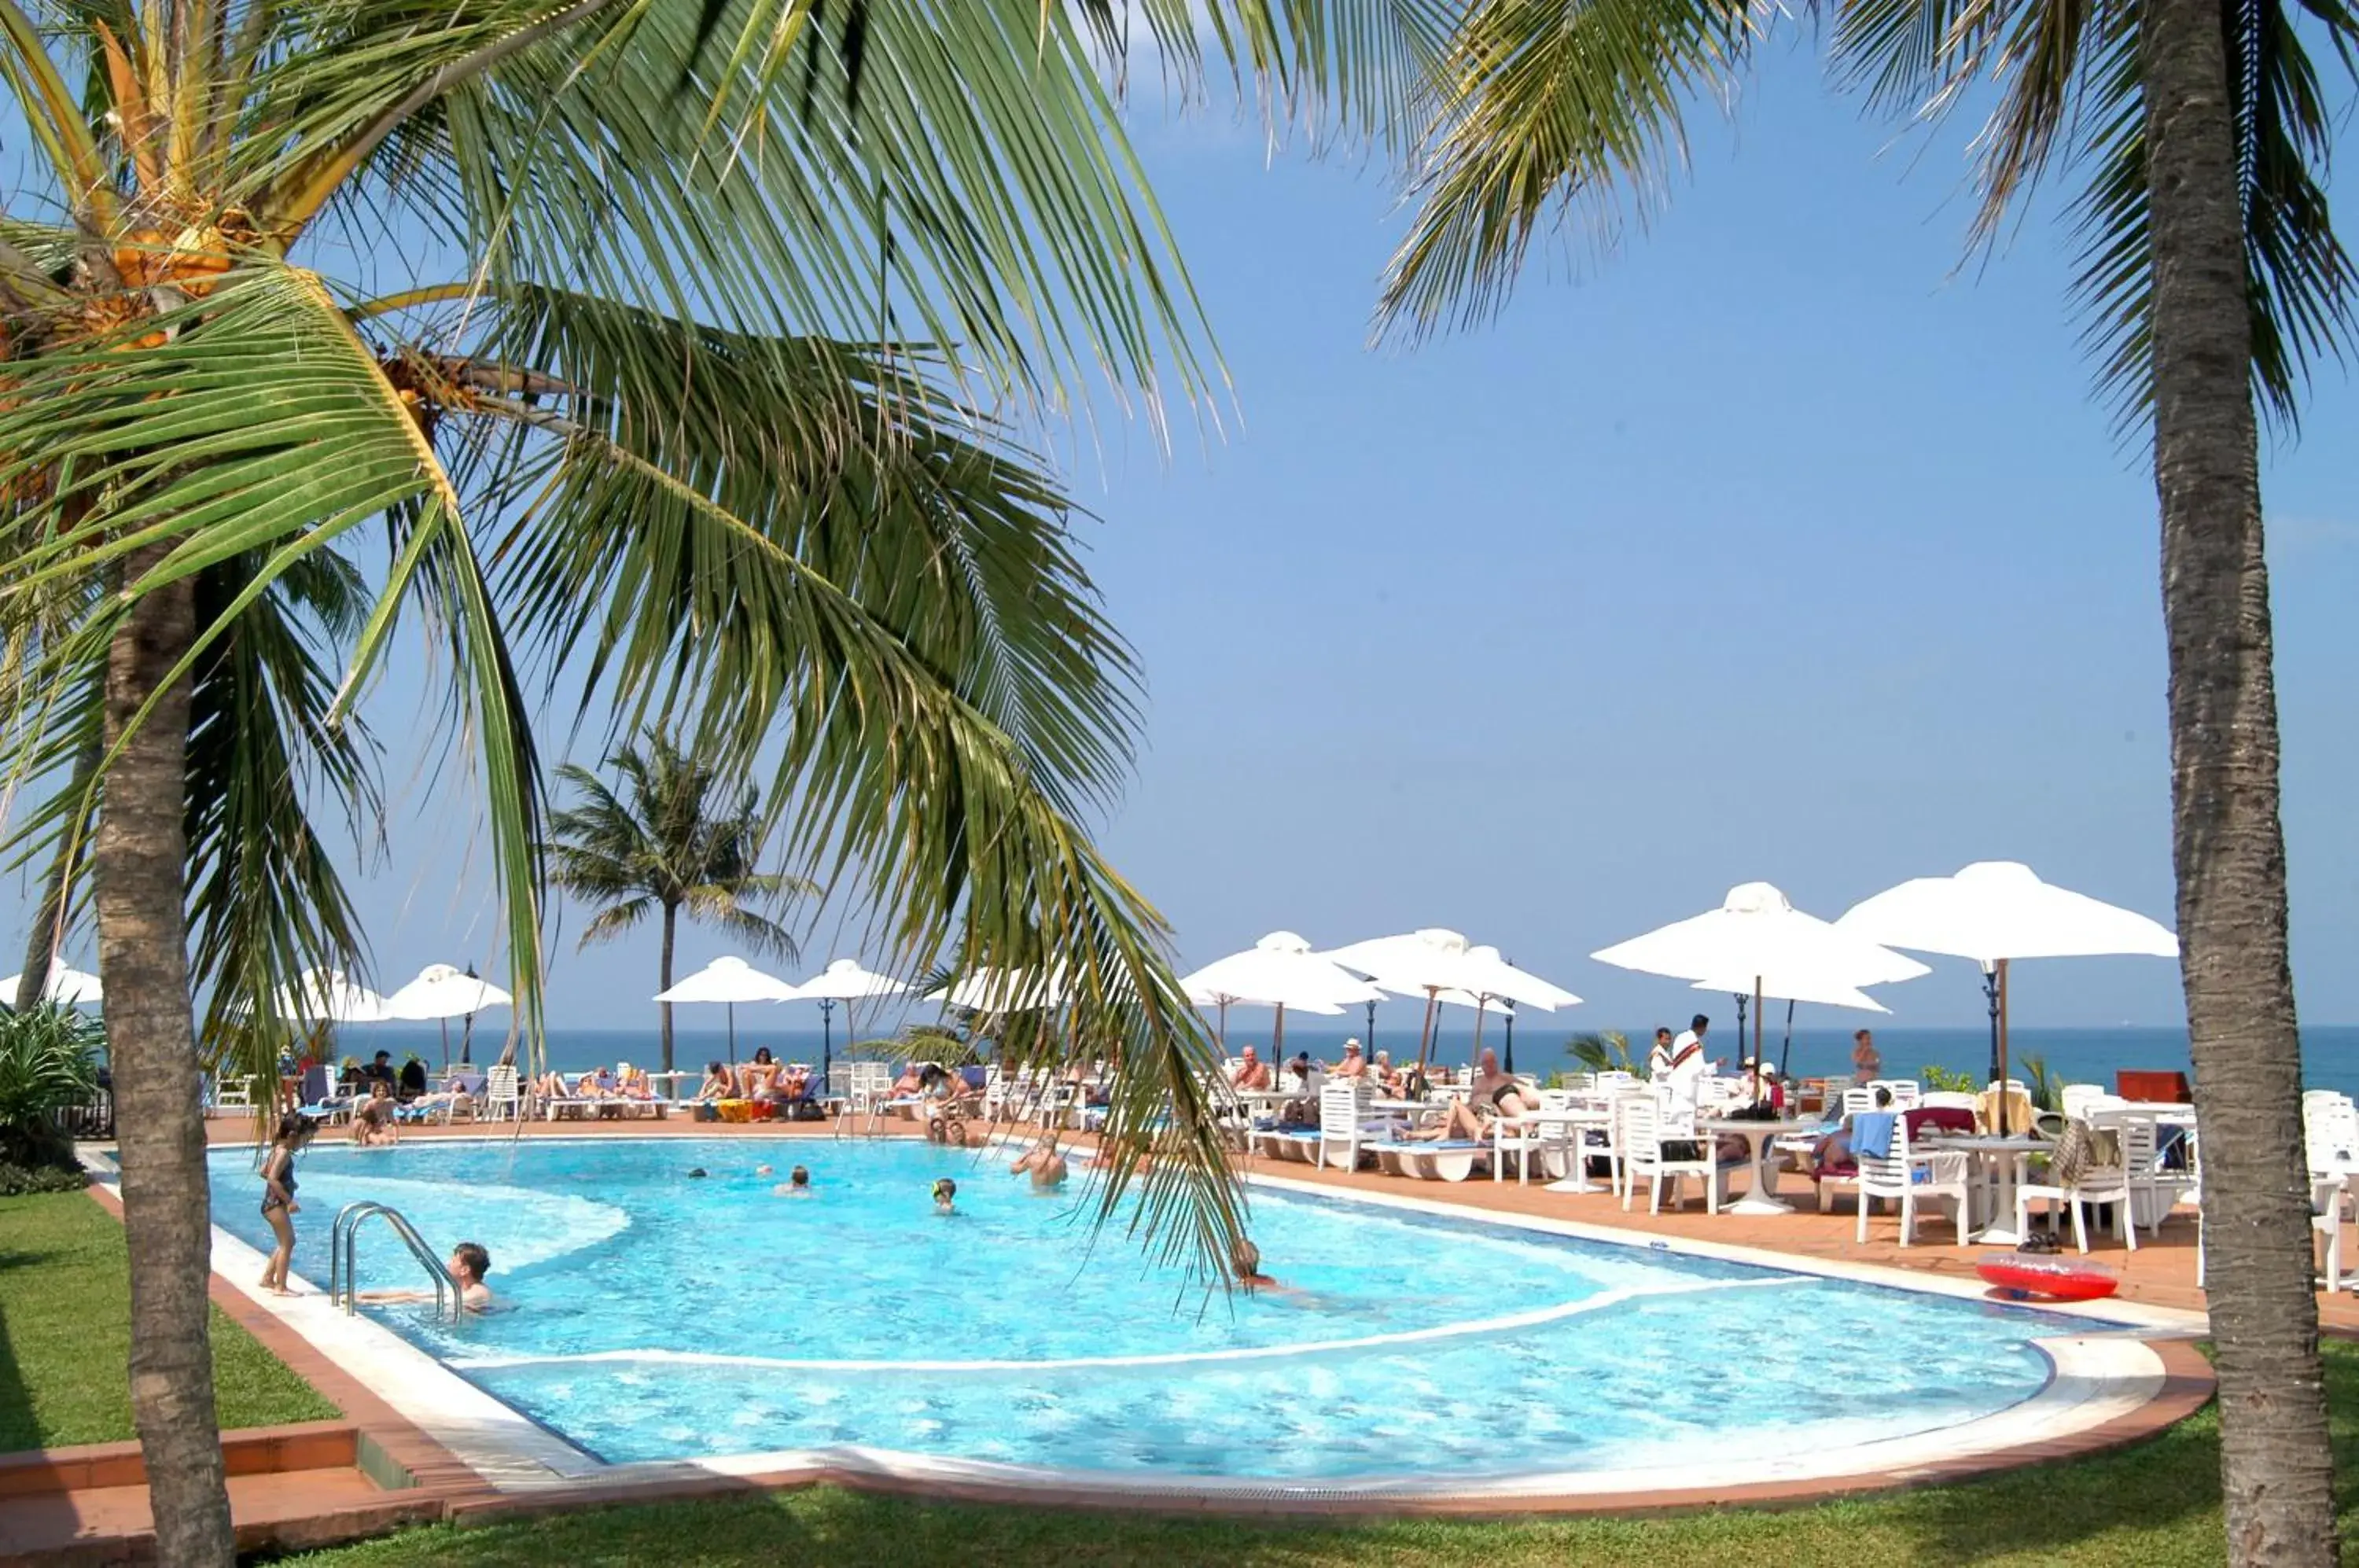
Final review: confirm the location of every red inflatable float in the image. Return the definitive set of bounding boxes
[1975,1252,2122,1302]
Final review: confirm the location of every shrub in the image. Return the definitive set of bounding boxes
[1919,1064,1980,1095]
[0,1004,103,1170]
[0,1161,86,1195]
[1566,1030,1645,1079]
[848,1027,977,1067]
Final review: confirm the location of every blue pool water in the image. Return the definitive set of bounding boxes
[208,1138,2109,1479]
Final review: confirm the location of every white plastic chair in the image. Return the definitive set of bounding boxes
[1619,1097,1732,1215]
[1868,1079,1921,1109]
[1855,1119,1971,1246]
[2016,1128,2141,1252]
[1919,1091,1979,1112]
[483,1064,521,1121]
[1317,1081,1378,1171]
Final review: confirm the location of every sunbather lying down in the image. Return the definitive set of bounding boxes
[1408,1101,1494,1142]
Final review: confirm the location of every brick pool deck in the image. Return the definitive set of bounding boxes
[14,1110,2342,1561]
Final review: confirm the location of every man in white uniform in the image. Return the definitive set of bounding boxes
[1659,1014,1713,1126]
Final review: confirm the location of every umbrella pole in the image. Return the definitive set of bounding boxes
[1364,999,1377,1053]
[1982,963,2002,1089]
[1415,989,1440,1077]
[1996,959,2012,1136]
[1732,992,1747,1065]
[821,999,834,1101]
[1216,999,1228,1051]
[1472,999,1488,1059]
[1503,1010,1515,1076]
[1754,977,1764,1067]
[1779,999,1794,1080]
[1274,1003,1286,1056]
[439,1018,449,1071]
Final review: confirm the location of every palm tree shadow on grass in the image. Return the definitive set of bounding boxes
[0,1246,64,1453]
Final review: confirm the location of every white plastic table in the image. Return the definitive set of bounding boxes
[1918,1132,2052,1243]
[1695,1116,1809,1216]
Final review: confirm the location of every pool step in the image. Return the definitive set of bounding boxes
[0,1423,441,1566]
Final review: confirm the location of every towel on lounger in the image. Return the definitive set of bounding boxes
[1850,1111,1897,1161]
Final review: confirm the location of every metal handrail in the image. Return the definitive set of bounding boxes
[328,1202,455,1321]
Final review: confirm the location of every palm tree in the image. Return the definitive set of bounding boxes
[0,5,1438,1560]
[547,733,810,1073]
[1378,1,2352,1556]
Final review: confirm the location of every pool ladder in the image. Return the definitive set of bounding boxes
[328,1202,458,1322]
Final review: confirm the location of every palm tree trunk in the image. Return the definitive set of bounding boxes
[659,901,678,1075]
[92,565,234,1565]
[2142,0,2334,1558]
[15,736,103,1011]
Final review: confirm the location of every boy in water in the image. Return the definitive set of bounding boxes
[774,1165,813,1196]
[359,1242,495,1312]
[932,1177,958,1215]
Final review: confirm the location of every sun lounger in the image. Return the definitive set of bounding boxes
[1248,1125,1322,1162]
[1367,1138,1490,1182]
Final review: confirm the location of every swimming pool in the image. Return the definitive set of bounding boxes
[204,1137,2140,1487]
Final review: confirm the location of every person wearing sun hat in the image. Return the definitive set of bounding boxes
[1334,1038,1368,1080]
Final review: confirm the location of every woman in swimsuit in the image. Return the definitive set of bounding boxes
[258,1113,318,1297]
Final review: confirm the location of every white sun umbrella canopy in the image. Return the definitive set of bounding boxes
[1,958,103,1006]
[1837,861,2179,1128]
[1180,931,1381,1055]
[383,965,513,1067]
[272,968,393,1024]
[791,959,912,1088]
[1319,929,1578,1073]
[1591,883,1927,1066]
[654,955,800,1064]
[929,965,1068,1014]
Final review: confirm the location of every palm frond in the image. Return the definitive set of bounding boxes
[451,285,1143,819]
[576,893,656,945]
[1832,0,2357,430]
[1378,0,1766,338]
[474,389,1241,1270]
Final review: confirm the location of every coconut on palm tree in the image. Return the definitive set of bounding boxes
[1380,1,2353,1556]
[0,3,1442,1561]
[547,732,810,1073]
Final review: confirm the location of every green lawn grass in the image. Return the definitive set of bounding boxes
[289,1340,2359,1567]
[0,1189,338,1450]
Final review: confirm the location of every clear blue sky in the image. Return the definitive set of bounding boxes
[7,46,2353,1032]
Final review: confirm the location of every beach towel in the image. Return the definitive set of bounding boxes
[1850,1111,1897,1161]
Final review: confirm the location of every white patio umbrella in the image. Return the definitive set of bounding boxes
[1592,883,1927,1067]
[1686,972,1891,1081]
[1320,929,1578,1074]
[1,958,102,1006]
[1180,931,1381,1054]
[654,955,800,1064]
[273,968,393,1024]
[928,965,1068,1014]
[1837,861,2179,1132]
[383,964,513,1067]
[791,959,912,1088]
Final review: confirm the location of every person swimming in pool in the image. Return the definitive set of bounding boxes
[1227,1237,1311,1301]
[1010,1134,1069,1191]
[774,1165,813,1196]
[932,1177,958,1215]
[358,1242,495,1312]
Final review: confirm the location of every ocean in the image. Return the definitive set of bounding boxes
[349,1019,2359,1102]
